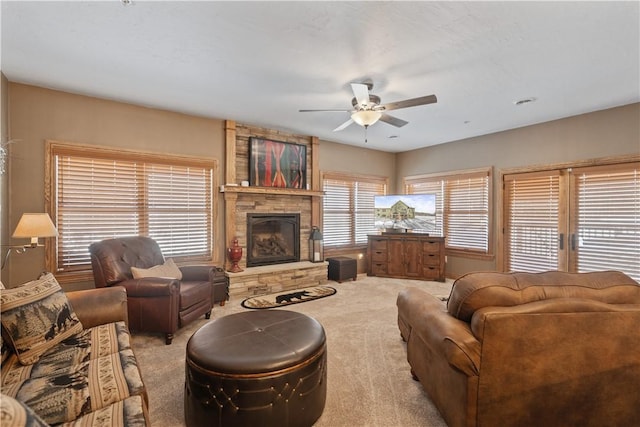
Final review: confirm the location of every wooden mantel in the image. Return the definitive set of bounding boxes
[221,186,324,198]
[223,120,323,255]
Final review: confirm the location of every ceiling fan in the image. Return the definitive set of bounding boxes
[299,82,437,132]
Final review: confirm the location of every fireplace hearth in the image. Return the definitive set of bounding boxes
[246,213,300,267]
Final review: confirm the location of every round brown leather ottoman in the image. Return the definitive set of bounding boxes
[184,309,327,427]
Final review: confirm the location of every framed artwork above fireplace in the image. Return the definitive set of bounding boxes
[249,137,307,189]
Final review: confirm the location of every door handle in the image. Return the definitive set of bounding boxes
[558,233,564,250]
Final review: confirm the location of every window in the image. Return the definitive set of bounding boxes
[404,167,492,257]
[502,157,640,281]
[45,141,217,282]
[322,172,387,248]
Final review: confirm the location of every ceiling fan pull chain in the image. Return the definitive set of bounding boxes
[364,125,368,143]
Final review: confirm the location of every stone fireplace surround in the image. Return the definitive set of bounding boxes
[222,121,328,299]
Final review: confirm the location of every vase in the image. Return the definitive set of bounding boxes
[227,238,244,272]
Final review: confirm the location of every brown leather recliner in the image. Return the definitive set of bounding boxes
[89,236,217,344]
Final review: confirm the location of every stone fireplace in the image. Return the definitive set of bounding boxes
[222,121,328,299]
[246,213,300,267]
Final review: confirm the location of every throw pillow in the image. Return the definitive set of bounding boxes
[0,273,83,365]
[130,258,183,280]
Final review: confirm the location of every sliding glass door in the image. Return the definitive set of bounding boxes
[503,160,639,281]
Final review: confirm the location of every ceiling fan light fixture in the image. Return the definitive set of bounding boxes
[351,110,382,127]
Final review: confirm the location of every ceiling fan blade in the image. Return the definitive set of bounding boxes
[351,83,371,107]
[299,109,351,112]
[381,94,437,111]
[333,118,354,132]
[379,114,408,128]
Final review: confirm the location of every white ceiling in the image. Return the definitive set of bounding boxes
[1,1,639,153]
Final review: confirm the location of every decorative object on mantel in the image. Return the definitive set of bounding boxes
[227,237,244,273]
[241,285,336,309]
[249,137,306,189]
[2,213,58,269]
[308,226,324,262]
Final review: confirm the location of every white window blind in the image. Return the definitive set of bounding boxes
[446,175,489,251]
[49,143,214,275]
[573,164,640,280]
[322,174,386,247]
[504,171,560,272]
[405,168,491,255]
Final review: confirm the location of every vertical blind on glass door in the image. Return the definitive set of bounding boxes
[504,171,561,272]
[503,162,639,281]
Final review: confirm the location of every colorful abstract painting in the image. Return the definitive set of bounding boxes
[249,138,307,189]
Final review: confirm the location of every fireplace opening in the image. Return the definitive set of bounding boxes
[246,213,300,267]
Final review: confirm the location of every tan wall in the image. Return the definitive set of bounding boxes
[318,139,396,190]
[1,74,9,285]
[396,103,640,277]
[6,83,226,288]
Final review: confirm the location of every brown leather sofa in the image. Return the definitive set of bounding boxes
[89,236,219,344]
[397,270,640,427]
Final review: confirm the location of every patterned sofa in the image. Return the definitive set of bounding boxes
[1,273,149,426]
[397,270,640,427]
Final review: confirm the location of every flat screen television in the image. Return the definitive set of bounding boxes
[374,194,437,234]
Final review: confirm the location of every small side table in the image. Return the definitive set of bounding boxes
[327,256,357,283]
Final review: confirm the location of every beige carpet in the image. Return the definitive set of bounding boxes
[131,275,451,426]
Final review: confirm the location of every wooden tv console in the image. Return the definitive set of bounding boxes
[367,233,445,281]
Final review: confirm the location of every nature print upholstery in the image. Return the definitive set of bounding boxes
[0,273,83,365]
[2,322,131,386]
[1,275,149,426]
[58,395,148,427]
[2,349,145,425]
[0,393,49,427]
[0,393,147,427]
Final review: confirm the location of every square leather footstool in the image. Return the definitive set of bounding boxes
[327,256,357,283]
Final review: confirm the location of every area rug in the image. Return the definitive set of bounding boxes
[241,286,336,309]
[132,276,452,426]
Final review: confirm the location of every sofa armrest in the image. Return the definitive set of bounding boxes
[419,308,481,377]
[179,265,216,282]
[397,287,481,376]
[67,286,128,329]
[117,277,180,297]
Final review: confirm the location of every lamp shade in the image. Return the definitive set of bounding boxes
[351,110,382,127]
[12,213,58,240]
